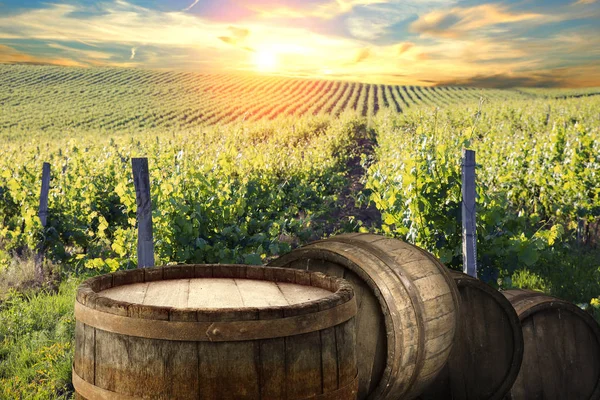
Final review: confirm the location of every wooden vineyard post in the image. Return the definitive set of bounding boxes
[462,149,477,278]
[132,158,154,268]
[35,162,51,282]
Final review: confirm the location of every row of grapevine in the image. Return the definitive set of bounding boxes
[364,96,600,303]
[0,113,369,273]
[1,65,534,137]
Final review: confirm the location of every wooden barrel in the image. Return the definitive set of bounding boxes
[268,233,460,400]
[502,289,600,400]
[419,271,523,400]
[73,264,358,400]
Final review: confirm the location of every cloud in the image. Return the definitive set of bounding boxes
[246,0,389,19]
[344,1,459,41]
[218,36,236,45]
[574,0,596,4]
[0,3,226,47]
[228,26,249,39]
[47,43,114,60]
[218,26,251,48]
[183,0,200,11]
[396,42,414,55]
[0,44,87,66]
[0,0,597,88]
[0,1,364,72]
[416,52,429,61]
[410,4,549,38]
[346,15,392,40]
[353,47,371,63]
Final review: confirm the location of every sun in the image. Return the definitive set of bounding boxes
[253,49,278,72]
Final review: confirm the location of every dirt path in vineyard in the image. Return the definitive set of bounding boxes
[276,129,382,250]
[329,134,382,232]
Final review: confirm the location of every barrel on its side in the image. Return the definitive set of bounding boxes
[269,233,460,400]
[420,271,523,400]
[503,289,600,400]
[73,264,358,400]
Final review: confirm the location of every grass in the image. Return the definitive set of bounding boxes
[0,277,81,400]
[0,252,38,301]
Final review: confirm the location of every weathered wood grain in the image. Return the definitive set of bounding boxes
[461,149,477,277]
[74,264,358,400]
[35,162,51,282]
[99,278,331,308]
[419,271,523,400]
[131,157,154,268]
[503,289,600,400]
[269,233,460,400]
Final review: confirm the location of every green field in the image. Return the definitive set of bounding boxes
[1,64,599,398]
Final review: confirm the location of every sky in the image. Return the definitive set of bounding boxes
[0,0,599,87]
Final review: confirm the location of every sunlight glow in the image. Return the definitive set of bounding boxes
[253,49,278,72]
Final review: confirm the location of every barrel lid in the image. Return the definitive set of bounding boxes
[76,264,355,321]
[75,265,356,342]
[99,277,331,309]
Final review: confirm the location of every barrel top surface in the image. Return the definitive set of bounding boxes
[98,278,332,309]
[502,289,600,336]
[76,264,356,323]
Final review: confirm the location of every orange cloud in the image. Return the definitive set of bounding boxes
[574,0,596,4]
[410,4,548,38]
[396,42,414,55]
[218,36,236,45]
[354,48,372,63]
[416,52,429,61]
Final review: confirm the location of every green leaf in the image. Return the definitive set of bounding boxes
[518,245,539,267]
[243,253,262,265]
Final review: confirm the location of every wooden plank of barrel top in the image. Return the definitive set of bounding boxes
[502,289,600,400]
[268,233,461,400]
[73,264,359,400]
[419,271,523,400]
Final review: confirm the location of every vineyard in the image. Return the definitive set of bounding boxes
[0,64,599,398]
[1,64,534,138]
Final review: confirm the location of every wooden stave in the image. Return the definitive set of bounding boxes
[420,270,524,400]
[269,233,461,400]
[74,264,359,400]
[74,318,358,400]
[73,367,360,400]
[502,289,600,400]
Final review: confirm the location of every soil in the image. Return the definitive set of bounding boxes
[276,132,382,251]
[330,135,382,230]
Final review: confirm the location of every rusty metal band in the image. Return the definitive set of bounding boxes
[74,368,358,400]
[319,237,427,398]
[74,298,356,342]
